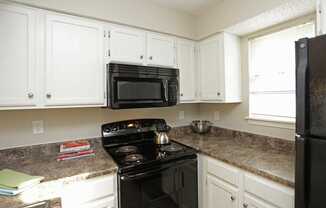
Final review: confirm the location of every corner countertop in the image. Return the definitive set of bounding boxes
[0,138,117,208]
[172,131,294,188]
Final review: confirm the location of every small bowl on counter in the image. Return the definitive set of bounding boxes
[190,120,212,134]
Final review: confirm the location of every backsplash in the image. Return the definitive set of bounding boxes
[0,104,198,150]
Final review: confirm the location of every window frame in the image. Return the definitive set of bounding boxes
[246,16,316,129]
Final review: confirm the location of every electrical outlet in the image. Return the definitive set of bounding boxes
[214,111,220,121]
[32,120,44,134]
[178,111,185,120]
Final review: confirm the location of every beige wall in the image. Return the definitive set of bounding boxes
[8,0,196,39]
[195,0,297,39]
[0,104,199,149]
[0,0,306,150]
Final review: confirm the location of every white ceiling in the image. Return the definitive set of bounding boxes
[149,0,223,15]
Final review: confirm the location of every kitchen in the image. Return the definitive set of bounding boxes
[0,0,324,208]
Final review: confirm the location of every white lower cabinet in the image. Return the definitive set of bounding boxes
[199,155,294,208]
[244,194,277,208]
[61,175,116,208]
[207,175,239,208]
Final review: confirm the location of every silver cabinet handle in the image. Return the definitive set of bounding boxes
[243,203,248,208]
[46,93,52,99]
[230,196,235,201]
[149,56,153,60]
[27,92,34,99]
[140,55,144,59]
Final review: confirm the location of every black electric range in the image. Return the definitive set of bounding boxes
[101,119,198,208]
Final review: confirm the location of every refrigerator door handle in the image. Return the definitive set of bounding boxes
[295,38,309,135]
[296,135,307,208]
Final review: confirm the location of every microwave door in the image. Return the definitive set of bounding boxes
[110,78,166,109]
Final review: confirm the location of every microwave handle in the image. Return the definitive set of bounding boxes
[163,80,168,102]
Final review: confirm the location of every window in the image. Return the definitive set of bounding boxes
[249,21,315,124]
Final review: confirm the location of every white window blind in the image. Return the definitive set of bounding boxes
[249,22,315,122]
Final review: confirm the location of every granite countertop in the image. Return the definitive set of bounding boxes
[0,126,295,208]
[171,127,295,188]
[0,138,117,208]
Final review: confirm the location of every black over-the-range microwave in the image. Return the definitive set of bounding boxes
[106,63,179,109]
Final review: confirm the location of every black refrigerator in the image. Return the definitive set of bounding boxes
[296,34,326,208]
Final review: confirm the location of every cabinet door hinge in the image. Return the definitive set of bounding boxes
[108,31,111,38]
[108,50,111,57]
[104,31,106,38]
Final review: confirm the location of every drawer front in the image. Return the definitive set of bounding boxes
[244,173,294,208]
[62,175,115,207]
[206,157,239,187]
[79,196,115,208]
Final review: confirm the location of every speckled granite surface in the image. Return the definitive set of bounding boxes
[0,126,295,208]
[170,126,295,188]
[0,138,117,208]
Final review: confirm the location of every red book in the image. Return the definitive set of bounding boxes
[60,140,90,153]
[57,149,95,161]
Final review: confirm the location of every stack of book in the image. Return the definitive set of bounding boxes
[0,169,44,196]
[57,140,95,161]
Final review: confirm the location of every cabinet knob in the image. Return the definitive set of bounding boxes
[27,92,34,99]
[217,92,221,96]
[140,55,144,59]
[180,93,184,97]
[46,93,52,99]
[243,203,248,208]
[230,196,235,201]
[149,56,153,60]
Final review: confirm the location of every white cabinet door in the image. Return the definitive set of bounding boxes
[61,175,115,208]
[0,4,37,107]
[110,28,145,65]
[206,175,238,208]
[199,35,224,101]
[177,39,196,102]
[147,34,176,67]
[244,194,277,208]
[45,14,105,106]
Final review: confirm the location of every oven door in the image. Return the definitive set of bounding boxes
[118,159,198,208]
[109,77,168,109]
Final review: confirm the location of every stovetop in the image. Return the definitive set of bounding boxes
[104,140,197,174]
[101,119,197,174]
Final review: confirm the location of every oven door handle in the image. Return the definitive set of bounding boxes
[120,166,172,181]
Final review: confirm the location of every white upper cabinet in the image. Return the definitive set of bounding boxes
[109,28,146,65]
[45,14,105,106]
[147,33,176,68]
[176,39,197,102]
[0,4,37,108]
[199,32,241,103]
[199,35,224,101]
[317,0,326,35]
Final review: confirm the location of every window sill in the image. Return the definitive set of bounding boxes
[245,115,295,130]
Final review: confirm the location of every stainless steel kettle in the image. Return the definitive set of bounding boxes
[155,125,171,145]
[155,131,170,145]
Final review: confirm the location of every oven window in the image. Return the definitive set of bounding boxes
[116,79,163,101]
